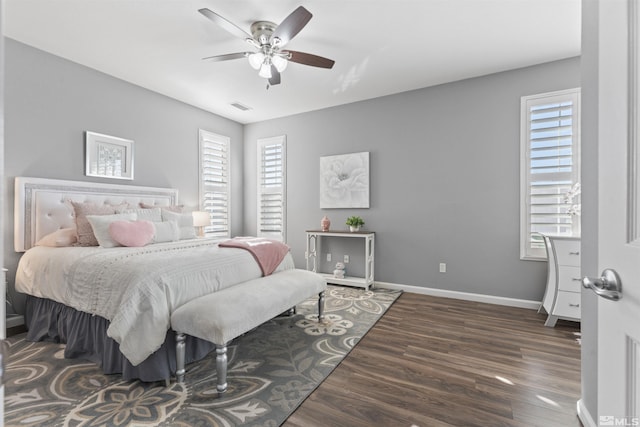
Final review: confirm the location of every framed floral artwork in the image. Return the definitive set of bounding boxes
[320,151,369,208]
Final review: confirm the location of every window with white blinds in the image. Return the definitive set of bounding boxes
[257,136,286,242]
[520,88,581,259]
[199,130,230,238]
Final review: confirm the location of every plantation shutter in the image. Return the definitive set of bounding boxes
[199,130,230,238]
[257,136,286,242]
[520,89,581,259]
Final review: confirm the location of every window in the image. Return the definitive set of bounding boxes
[199,130,230,238]
[520,88,581,260]
[257,135,286,242]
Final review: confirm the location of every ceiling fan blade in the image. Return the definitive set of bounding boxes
[271,6,312,46]
[199,8,252,41]
[202,52,251,62]
[285,50,335,69]
[269,66,281,85]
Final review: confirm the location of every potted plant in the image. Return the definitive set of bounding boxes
[346,216,365,232]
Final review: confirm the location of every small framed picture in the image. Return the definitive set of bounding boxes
[85,131,134,180]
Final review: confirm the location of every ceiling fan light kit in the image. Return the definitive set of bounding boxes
[248,52,265,70]
[271,55,288,72]
[259,61,272,79]
[199,6,335,86]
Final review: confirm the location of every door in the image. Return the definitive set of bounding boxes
[590,0,640,422]
[0,1,6,425]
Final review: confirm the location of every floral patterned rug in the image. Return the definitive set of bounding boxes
[4,286,400,426]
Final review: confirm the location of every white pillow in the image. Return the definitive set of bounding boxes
[86,213,137,248]
[118,207,162,222]
[140,202,184,213]
[161,210,196,240]
[35,228,77,247]
[151,221,179,243]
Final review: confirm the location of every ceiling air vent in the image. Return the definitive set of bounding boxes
[230,102,251,111]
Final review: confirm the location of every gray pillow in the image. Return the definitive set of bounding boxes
[151,221,179,243]
[161,210,196,240]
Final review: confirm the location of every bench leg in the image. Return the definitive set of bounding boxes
[318,291,325,323]
[175,332,186,383]
[216,343,228,395]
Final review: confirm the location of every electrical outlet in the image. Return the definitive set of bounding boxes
[439,263,446,273]
[344,255,350,263]
[326,253,331,262]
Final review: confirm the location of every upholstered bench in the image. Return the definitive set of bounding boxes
[171,268,327,395]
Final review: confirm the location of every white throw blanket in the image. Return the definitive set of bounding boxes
[15,239,295,365]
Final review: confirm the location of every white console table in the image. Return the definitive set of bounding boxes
[305,230,375,290]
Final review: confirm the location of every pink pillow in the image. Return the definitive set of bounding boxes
[69,201,122,246]
[35,228,78,247]
[108,220,154,247]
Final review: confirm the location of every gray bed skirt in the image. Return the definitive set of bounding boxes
[24,296,216,382]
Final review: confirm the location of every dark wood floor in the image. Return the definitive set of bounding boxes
[284,292,582,427]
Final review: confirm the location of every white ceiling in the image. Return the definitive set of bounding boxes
[4,0,581,124]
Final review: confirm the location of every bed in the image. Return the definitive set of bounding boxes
[13,177,295,382]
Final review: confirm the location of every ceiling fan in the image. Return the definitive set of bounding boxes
[198,6,335,87]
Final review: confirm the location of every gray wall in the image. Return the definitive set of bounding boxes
[4,39,244,310]
[244,57,581,302]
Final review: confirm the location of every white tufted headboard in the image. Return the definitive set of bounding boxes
[14,177,179,252]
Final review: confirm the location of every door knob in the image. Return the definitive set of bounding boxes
[582,269,623,301]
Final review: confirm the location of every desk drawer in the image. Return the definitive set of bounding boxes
[558,266,582,292]
[554,291,581,320]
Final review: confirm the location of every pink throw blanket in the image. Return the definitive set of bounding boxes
[219,237,290,276]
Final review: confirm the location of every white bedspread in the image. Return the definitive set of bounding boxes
[15,238,295,365]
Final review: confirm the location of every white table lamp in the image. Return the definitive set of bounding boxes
[192,211,210,237]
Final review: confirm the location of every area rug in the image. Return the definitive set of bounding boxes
[4,285,400,426]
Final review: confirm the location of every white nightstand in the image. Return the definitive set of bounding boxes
[4,268,24,331]
[539,235,581,327]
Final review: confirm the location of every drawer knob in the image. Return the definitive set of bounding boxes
[569,251,580,255]
[569,303,580,307]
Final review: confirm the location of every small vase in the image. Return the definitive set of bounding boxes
[321,216,330,231]
[349,225,360,232]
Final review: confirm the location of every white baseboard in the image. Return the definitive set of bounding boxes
[374,281,541,310]
[577,399,597,427]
